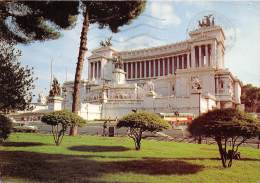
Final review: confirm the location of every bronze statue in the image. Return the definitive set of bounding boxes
[198,14,215,28]
[113,55,124,69]
[100,36,112,47]
[49,78,61,97]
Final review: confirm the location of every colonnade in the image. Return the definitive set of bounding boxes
[89,61,101,80]
[123,53,191,79]
[193,44,212,68]
[89,43,214,80]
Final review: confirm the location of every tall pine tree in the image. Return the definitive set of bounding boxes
[0,42,35,113]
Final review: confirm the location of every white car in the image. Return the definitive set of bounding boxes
[13,122,38,133]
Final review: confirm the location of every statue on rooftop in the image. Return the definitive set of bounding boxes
[100,36,112,47]
[198,14,215,28]
[49,78,61,97]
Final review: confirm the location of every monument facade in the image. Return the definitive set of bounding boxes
[62,16,242,120]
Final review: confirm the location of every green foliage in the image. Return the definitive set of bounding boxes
[0,1,79,43]
[117,111,170,150]
[0,114,12,141]
[241,84,260,112]
[0,42,35,113]
[41,110,86,145]
[188,108,260,168]
[117,111,170,132]
[188,108,260,138]
[85,1,146,32]
[42,110,86,127]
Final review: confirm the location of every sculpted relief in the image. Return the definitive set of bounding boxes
[191,76,202,91]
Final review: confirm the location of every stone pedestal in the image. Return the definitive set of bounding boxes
[112,68,126,84]
[48,96,63,111]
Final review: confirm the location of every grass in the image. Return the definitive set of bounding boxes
[0,133,260,183]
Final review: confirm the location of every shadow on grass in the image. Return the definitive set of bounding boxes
[0,151,204,183]
[144,157,260,162]
[1,142,46,147]
[103,158,204,175]
[68,145,130,152]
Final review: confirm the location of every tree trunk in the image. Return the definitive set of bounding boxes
[135,138,141,150]
[70,10,89,136]
[134,130,142,150]
[216,138,227,168]
[198,136,202,144]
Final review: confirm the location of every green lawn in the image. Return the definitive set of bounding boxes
[0,133,260,183]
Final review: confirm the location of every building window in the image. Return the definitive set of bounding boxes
[137,62,140,78]
[151,60,154,77]
[179,55,183,69]
[174,56,177,72]
[169,57,173,74]
[195,46,199,67]
[164,58,168,75]
[184,54,187,69]
[141,61,145,78]
[155,59,159,76]
[146,61,149,77]
[128,63,131,79]
[160,58,163,76]
[132,62,136,78]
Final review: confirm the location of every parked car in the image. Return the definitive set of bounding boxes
[12,122,38,133]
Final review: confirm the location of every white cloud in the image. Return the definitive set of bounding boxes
[225,24,260,86]
[114,34,165,51]
[150,1,181,26]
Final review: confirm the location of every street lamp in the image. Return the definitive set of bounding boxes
[197,84,202,144]
[197,84,202,116]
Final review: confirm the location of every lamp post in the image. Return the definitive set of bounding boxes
[62,87,67,110]
[197,84,202,144]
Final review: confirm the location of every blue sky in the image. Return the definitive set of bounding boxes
[17,1,260,99]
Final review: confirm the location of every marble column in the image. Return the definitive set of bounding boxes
[212,42,216,67]
[97,61,99,79]
[205,44,209,67]
[162,58,165,76]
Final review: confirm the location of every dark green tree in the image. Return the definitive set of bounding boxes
[41,110,86,146]
[188,108,260,168]
[241,84,260,112]
[70,1,146,136]
[0,42,35,113]
[117,111,170,150]
[0,114,12,142]
[0,1,146,135]
[0,1,79,44]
